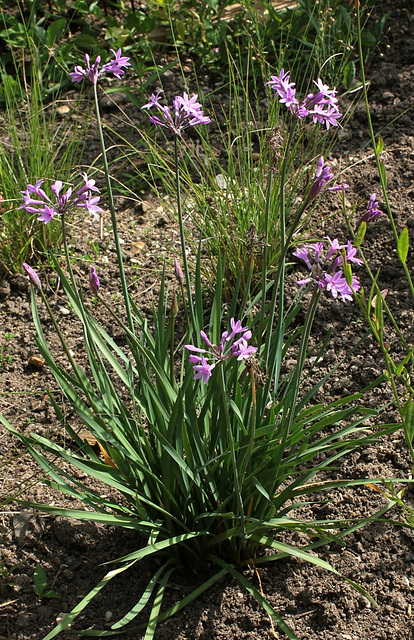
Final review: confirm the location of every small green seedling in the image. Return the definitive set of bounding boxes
[33,563,59,600]
[0,561,22,588]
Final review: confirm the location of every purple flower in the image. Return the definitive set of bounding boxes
[22,263,41,290]
[142,90,211,135]
[266,71,342,130]
[292,237,361,302]
[307,156,349,203]
[359,193,382,224]
[89,267,100,295]
[193,356,215,384]
[70,48,131,85]
[19,174,102,224]
[185,318,257,383]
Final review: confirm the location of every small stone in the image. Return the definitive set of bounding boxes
[141,201,151,214]
[59,307,70,316]
[27,355,45,368]
[56,105,70,117]
[130,241,146,254]
[105,611,113,622]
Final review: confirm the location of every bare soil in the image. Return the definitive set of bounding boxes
[1,1,414,639]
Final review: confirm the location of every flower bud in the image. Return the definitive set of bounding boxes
[171,292,178,318]
[89,266,100,295]
[174,258,184,285]
[22,263,41,290]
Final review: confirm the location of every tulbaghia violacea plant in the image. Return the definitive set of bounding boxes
[70,48,134,332]
[19,175,102,223]
[266,70,342,129]
[89,266,100,295]
[22,262,42,290]
[142,90,211,135]
[69,48,131,85]
[359,192,382,225]
[185,319,258,383]
[141,90,211,330]
[1,52,399,640]
[307,156,349,204]
[293,237,362,302]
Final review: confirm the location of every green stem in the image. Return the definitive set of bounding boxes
[219,366,246,543]
[239,367,257,487]
[273,286,321,481]
[179,282,190,328]
[260,167,273,314]
[343,200,410,352]
[93,83,134,334]
[61,213,79,297]
[170,301,176,387]
[174,136,196,333]
[356,4,414,300]
[356,4,414,461]
[263,121,296,369]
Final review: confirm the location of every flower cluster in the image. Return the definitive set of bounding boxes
[70,49,131,85]
[141,90,211,135]
[359,193,382,224]
[185,319,257,384]
[19,175,102,224]
[267,70,341,129]
[307,156,349,203]
[293,237,362,302]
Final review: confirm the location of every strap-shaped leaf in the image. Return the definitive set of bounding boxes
[398,226,409,264]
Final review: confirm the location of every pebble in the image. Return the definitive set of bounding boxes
[56,105,70,117]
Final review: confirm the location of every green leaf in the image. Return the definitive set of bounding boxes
[251,535,377,606]
[42,556,141,640]
[397,227,409,264]
[403,400,414,445]
[378,161,387,186]
[211,555,299,639]
[343,61,355,90]
[46,18,67,46]
[33,563,47,596]
[111,563,169,629]
[375,137,384,154]
[355,221,366,246]
[344,263,353,288]
[144,569,174,640]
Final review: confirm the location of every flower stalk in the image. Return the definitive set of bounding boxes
[92,83,134,334]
